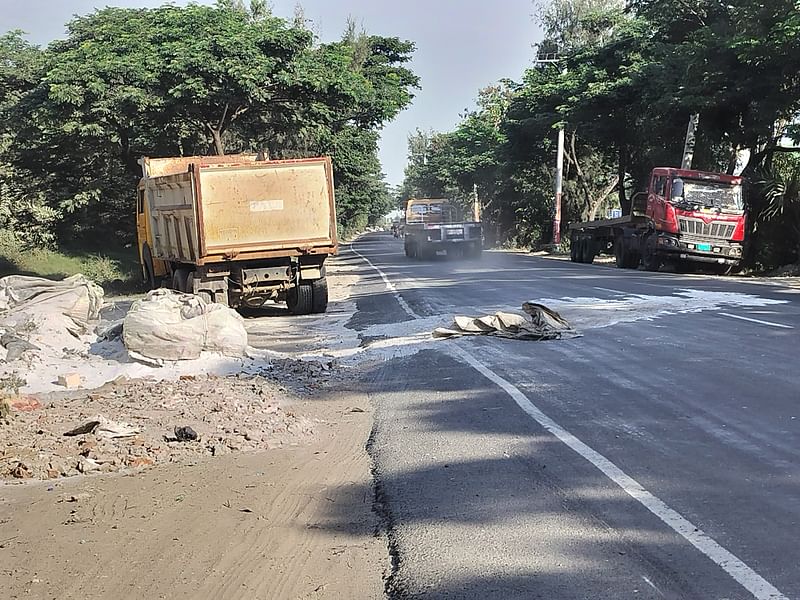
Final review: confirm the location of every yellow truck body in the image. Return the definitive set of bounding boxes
[136,155,337,314]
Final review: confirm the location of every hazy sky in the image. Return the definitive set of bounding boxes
[0,0,542,187]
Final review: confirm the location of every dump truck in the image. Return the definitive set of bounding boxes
[569,167,746,272]
[403,198,483,259]
[136,154,337,314]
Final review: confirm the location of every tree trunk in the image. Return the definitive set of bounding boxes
[211,129,225,156]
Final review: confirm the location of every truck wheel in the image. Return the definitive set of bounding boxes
[172,267,189,293]
[311,277,328,313]
[467,243,482,259]
[213,290,229,306]
[287,283,313,315]
[642,236,660,271]
[580,238,595,264]
[186,271,197,295]
[615,238,639,269]
[614,238,626,268]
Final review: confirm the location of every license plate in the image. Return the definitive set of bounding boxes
[447,229,463,236]
[697,243,711,251]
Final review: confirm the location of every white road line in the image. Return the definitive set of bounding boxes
[593,286,630,295]
[719,312,793,329]
[352,237,789,600]
[349,242,417,318]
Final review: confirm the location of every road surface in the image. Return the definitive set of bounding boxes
[346,232,800,600]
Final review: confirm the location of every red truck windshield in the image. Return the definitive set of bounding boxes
[672,179,743,212]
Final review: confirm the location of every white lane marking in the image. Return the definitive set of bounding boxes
[350,242,417,318]
[719,313,793,329]
[449,345,787,600]
[353,237,789,600]
[593,286,630,295]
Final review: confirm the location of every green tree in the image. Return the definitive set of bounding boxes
[2,4,418,246]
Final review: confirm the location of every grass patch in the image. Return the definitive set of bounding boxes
[0,231,143,294]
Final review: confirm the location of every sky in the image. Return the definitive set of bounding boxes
[0,0,542,188]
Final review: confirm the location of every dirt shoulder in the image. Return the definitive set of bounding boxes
[0,383,384,600]
[0,255,388,600]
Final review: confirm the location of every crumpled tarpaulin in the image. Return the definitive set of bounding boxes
[0,274,105,360]
[433,302,579,341]
[123,289,248,362]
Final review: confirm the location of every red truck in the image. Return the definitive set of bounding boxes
[569,167,746,272]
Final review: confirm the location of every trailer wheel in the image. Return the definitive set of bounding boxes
[579,238,595,264]
[614,237,639,269]
[311,277,328,313]
[287,283,313,315]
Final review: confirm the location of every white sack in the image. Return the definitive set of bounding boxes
[123,289,248,361]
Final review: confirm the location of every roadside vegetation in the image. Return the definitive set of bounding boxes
[0,0,418,283]
[400,0,800,271]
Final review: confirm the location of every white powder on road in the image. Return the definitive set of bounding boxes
[533,289,788,330]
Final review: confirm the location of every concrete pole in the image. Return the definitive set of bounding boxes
[472,183,481,222]
[681,113,699,170]
[553,126,565,245]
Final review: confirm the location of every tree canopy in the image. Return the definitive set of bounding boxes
[400,0,800,267]
[0,3,418,247]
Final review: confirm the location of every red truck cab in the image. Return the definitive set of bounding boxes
[645,167,745,266]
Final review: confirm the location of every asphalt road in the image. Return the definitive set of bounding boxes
[347,232,800,600]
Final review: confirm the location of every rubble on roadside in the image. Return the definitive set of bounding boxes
[0,373,314,481]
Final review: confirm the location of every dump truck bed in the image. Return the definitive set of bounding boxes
[145,157,337,265]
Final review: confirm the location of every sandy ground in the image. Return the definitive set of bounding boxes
[0,257,388,600]
[0,388,385,600]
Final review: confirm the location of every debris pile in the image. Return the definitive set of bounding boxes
[0,374,314,481]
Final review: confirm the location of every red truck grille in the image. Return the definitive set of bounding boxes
[678,218,736,239]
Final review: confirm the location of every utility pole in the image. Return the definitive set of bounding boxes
[681,113,699,170]
[472,183,481,222]
[533,52,566,246]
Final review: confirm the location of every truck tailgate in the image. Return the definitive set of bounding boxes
[198,158,336,255]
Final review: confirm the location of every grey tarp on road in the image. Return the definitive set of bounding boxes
[433,302,579,341]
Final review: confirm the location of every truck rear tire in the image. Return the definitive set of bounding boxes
[311,277,328,313]
[172,267,189,293]
[580,238,595,264]
[287,283,313,315]
[642,236,660,271]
